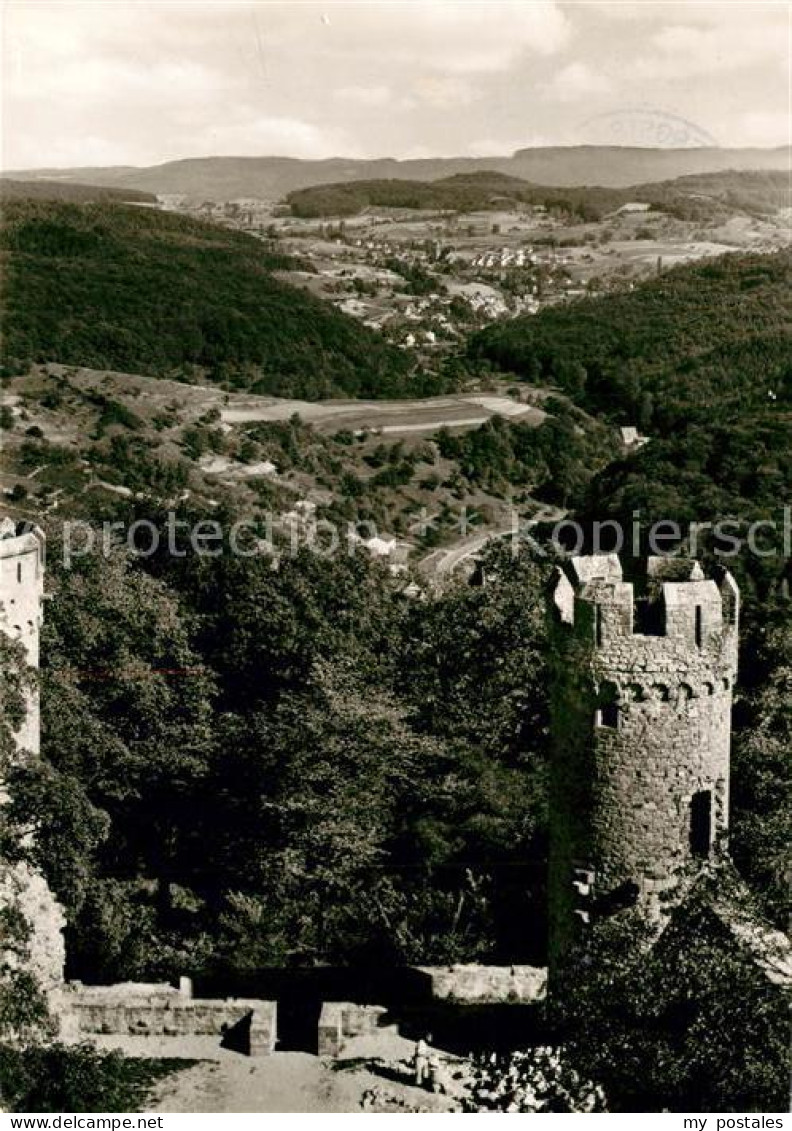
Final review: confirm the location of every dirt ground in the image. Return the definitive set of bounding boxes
[98,1031,456,1113]
[150,1052,375,1113]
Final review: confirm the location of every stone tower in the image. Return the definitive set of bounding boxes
[546,554,739,971]
[0,517,67,1012]
[0,517,45,757]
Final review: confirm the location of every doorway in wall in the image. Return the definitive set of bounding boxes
[690,790,712,858]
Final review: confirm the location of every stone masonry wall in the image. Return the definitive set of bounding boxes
[68,983,277,1055]
[317,1002,386,1056]
[0,522,44,756]
[547,556,739,971]
[417,964,547,1004]
[0,521,67,1023]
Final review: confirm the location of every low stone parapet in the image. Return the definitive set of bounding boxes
[317,1002,343,1057]
[67,982,276,1055]
[318,1002,387,1055]
[417,964,547,1004]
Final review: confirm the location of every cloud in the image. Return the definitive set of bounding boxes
[409,76,476,110]
[541,62,612,104]
[274,1,570,74]
[733,111,791,149]
[628,12,788,81]
[1,1,788,167]
[5,133,140,171]
[13,57,232,107]
[335,85,393,108]
[377,0,571,72]
[467,134,553,157]
[196,115,360,160]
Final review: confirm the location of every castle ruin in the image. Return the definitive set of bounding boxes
[1,524,786,1064]
[0,517,278,1052]
[0,517,68,1014]
[547,553,740,971]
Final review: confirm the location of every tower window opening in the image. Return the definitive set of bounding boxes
[17,562,22,583]
[596,683,619,729]
[601,703,619,728]
[690,790,712,859]
[595,604,603,647]
[598,702,619,729]
[633,596,665,636]
[695,605,703,648]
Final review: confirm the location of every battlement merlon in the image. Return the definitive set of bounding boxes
[549,554,739,659]
[0,519,46,665]
[0,519,46,567]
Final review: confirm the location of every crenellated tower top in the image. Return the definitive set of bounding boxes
[546,554,739,973]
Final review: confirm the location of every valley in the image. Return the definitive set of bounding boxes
[164,170,792,360]
[0,362,593,582]
[0,151,790,1115]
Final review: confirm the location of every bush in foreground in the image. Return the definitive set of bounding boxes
[0,1044,184,1113]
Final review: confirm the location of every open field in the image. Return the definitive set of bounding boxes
[221,393,547,433]
[1,364,578,569]
[1,365,548,439]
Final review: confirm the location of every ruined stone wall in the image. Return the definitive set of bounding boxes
[547,556,739,970]
[417,964,546,1004]
[68,983,277,1055]
[0,863,67,998]
[317,1002,386,1056]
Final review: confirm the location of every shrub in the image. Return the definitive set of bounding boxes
[458,1047,606,1112]
[0,1044,183,1113]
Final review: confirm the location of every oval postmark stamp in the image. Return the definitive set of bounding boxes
[578,106,718,148]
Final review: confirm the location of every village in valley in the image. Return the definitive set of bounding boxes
[168,185,792,356]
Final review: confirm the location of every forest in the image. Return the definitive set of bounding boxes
[472,249,792,603]
[0,200,430,399]
[471,248,792,432]
[286,168,790,220]
[0,180,157,204]
[5,531,551,977]
[288,171,624,220]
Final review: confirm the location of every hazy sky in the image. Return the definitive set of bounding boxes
[2,1,789,169]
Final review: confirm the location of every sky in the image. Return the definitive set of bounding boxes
[1,0,790,170]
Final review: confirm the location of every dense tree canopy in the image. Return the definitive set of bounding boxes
[470,249,792,431]
[287,169,789,221]
[0,200,422,398]
[2,527,557,981]
[553,875,790,1112]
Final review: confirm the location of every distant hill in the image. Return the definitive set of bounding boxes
[0,200,415,398]
[287,169,790,220]
[469,249,792,432]
[6,145,790,200]
[628,169,791,217]
[0,179,157,204]
[287,171,629,219]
